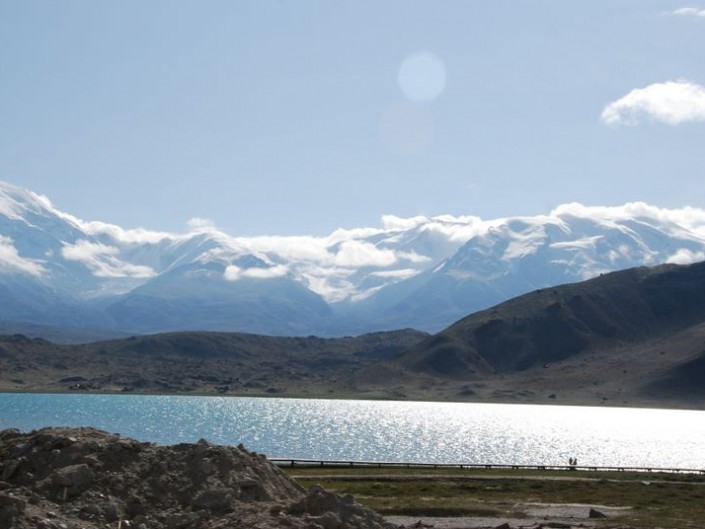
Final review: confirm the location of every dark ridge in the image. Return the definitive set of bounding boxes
[396,261,705,375]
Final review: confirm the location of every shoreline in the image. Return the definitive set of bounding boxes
[2,387,704,411]
[2,328,704,412]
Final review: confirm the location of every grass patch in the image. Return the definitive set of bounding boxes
[285,467,705,528]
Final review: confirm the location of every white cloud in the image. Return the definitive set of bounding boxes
[223,264,288,281]
[235,214,530,301]
[601,80,705,126]
[62,240,119,261]
[302,271,356,303]
[551,202,705,239]
[502,231,545,260]
[350,285,385,303]
[666,248,705,265]
[397,251,432,264]
[382,213,486,243]
[76,220,172,245]
[223,265,242,281]
[669,7,705,17]
[61,240,156,278]
[187,217,217,231]
[243,264,288,279]
[195,238,258,265]
[0,236,45,276]
[242,235,333,263]
[381,214,430,231]
[333,240,397,268]
[550,236,603,250]
[370,268,419,279]
[327,226,386,245]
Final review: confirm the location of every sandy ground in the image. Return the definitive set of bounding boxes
[388,501,633,528]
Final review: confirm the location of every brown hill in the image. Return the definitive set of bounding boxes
[380,261,705,407]
[0,329,426,396]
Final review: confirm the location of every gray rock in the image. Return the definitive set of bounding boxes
[192,488,235,513]
[80,503,102,518]
[102,500,121,521]
[52,463,94,488]
[316,511,343,529]
[10,442,28,457]
[239,476,269,501]
[589,507,607,518]
[240,477,261,489]
[0,492,26,525]
[1,458,22,480]
[165,512,200,529]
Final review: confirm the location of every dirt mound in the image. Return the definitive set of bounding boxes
[0,428,395,529]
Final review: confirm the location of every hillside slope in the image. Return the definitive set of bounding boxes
[379,261,705,407]
[0,329,427,396]
[399,262,705,374]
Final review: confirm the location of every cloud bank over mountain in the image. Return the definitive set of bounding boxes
[2,181,705,336]
[0,235,46,276]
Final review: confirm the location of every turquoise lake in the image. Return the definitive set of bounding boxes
[1,393,704,469]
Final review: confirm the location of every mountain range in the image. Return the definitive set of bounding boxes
[360,259,705,408]
[2,260,704,408]
[2,181,705,338]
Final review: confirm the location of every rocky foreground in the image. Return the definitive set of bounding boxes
[0,428,395,529]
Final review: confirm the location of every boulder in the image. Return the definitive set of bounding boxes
[52,463,94,488]
[0,493,26,525]
[589,507,607,518]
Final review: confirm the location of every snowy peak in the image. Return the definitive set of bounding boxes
[439,204,705,282]
[346,203,705,333]
[0,181,61,222]
[1,182,705,335]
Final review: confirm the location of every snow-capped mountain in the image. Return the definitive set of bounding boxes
[1,181,705,335]
[345,205,705,332]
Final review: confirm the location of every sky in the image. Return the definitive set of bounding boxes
[1,1,704,236]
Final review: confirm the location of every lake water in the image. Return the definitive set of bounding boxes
[1,393,704,470]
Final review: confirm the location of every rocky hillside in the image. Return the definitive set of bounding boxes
[0,427,394,529]
[398,261,705,375]
[371,260,705,408]
[0,329,426,395]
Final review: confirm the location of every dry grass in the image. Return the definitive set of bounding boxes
[285,467,705,529]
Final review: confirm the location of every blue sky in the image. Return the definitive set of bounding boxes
[1,1,704,235]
